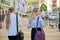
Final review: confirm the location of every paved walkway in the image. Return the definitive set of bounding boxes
[0,17,60,40]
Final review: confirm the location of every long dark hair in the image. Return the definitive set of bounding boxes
[6,7,15,29]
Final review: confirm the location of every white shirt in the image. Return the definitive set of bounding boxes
[7,13,22,36]
[27,16,45,29]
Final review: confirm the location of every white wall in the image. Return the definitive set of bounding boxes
[57,0,60,7]
[46,0,52,12]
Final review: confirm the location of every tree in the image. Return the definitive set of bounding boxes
[57,7,60,12]
[54,7,60,12]
[40,4,47,12]
[1,0,4,3]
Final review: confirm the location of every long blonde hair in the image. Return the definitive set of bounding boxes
[29,8,38,22]
[6,7,15,30]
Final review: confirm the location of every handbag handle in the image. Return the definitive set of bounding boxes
[36,16,39,31]
[16,13,18,33]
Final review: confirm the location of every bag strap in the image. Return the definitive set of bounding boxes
[16,13,18,33]
[36,16,39,31]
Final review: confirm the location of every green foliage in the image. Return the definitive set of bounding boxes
[26,0,38,5]
[1,0,4,3]
[40,4,47,12]
[54,7,60,12]
[0,2,4,6]
[57,7,60,12]
[26,7,33,14]
[26,0,39,14]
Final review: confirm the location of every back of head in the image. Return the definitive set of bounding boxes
[9,7,15,13]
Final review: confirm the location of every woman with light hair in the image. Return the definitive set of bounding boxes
[27,8,45,40]
[6,7,22,40]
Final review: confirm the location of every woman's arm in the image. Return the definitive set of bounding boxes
[27,21,31,29]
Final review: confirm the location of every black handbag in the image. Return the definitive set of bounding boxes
[16,13,24,40]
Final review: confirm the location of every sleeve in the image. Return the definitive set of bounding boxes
[18,15,22,27]
[39,16,46,28]
[27,21,31,29]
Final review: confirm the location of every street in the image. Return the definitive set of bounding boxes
[0,17,60,40]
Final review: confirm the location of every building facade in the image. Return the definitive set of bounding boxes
[0,0,18,8]
[9,0,17,8]
[0,0,10,8]
[57,0,60,7]
[0,0,10,14]
[39,0,60,12]
[0,0,18,14]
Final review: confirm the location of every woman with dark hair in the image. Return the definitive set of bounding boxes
[6,7,22,40]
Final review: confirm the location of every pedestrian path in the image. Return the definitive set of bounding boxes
[0,28,8,40]
[0,17,60,40]
[45,27,60,40]
[21,17,60,40]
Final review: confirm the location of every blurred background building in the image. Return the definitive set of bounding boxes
[39,0,60,12]
[0,0,18,9]
[0,0,18,15]
[0,0,60,13]
[0,0,10,14]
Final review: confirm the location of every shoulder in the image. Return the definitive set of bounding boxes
[38,16,43,20]
[38,16,42,19]
[18,14,21,18]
